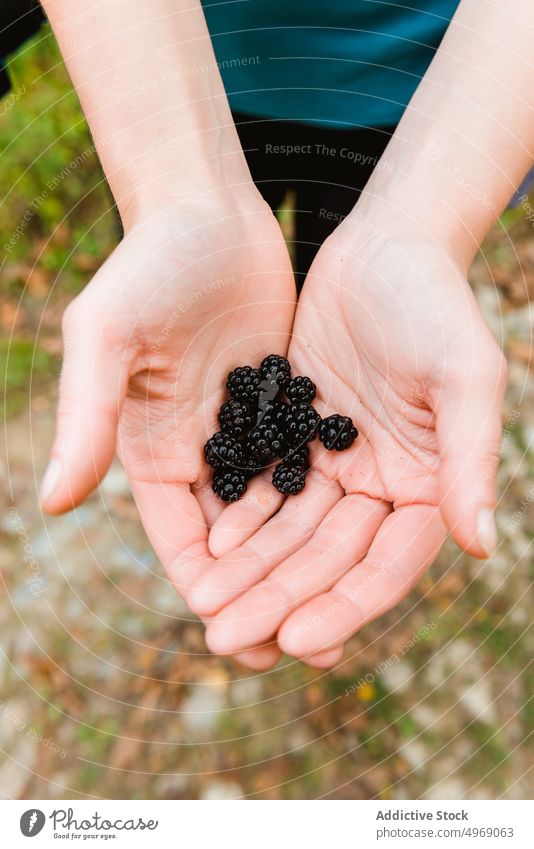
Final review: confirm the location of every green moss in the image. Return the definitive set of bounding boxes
[360,727,390,760]
[76,762,103,791]
[468,720,510,779]
[467,721,510,789]
[520,686,534,729]
[326,676,359,699]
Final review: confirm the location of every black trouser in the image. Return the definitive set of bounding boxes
[232,112,395,286]
[0,0,45,95]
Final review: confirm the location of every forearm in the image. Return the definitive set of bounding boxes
[41,0,251,225]
[361,0,534,268]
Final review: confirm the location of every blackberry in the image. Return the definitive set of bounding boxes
[218,399,254,439]
[286,375,316,405]
[212,469,247,502]
[245,420,284,464]
[242,454,266,479]
[204,432,243,469]
[207,355,360,500]
[285,402,321,445]
[280,443,310,469]
[226,366,262,404]
[272,463,306,495]
[260,354,291,388]
[319,414,358,451]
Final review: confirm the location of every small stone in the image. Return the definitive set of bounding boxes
[180,684,225,733]
[459,680,498,724]
[201,780,243,800]
[381,660,413,694]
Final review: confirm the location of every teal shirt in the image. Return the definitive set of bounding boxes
[201,0,460,128]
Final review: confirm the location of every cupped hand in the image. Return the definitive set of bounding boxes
[41,188,296,669]
[194,214,507,662]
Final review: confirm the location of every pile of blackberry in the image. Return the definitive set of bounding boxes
[204,355,358,502]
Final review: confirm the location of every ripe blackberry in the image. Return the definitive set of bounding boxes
[260,354,291,388]
[245,420,284,464]
[286,376,316,405]
[285,402,321,445]
[212,469,247,502]
[280,443,310,469]
[258,399,289,429]
[272,463,306,495]
[319,414,358,451]
[226,366,262,404]
[218,399,254,439]
[204,431,243,469]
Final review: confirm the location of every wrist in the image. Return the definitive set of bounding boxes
[118,164,263,235]
[351,112,508,273]
[113,129,256,231]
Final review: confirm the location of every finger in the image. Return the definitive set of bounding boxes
[193,473,226,528]
[208,472,284,557]
[130,478,276,669]
[187,472,343,617]
[278,504,446,657]
[435,349,507,558]
[40,303,131,514]
[129,478,212,582]
[205,494,390,655]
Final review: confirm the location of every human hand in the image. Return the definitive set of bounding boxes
[41,188,296,669]
[191,212,506,662]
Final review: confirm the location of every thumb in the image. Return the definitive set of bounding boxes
[434,347,508,559]
[40,302,131,514]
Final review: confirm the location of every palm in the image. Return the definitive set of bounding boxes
[195,220,505,663]
[120,200,294,568]
[289,230,443,511]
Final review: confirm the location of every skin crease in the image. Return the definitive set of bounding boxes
[40,0,534,669]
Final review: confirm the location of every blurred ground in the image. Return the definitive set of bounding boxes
[0,32,533,800]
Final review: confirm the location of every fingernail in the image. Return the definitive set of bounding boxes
[477,508,497,557]
[40,458,62,503]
